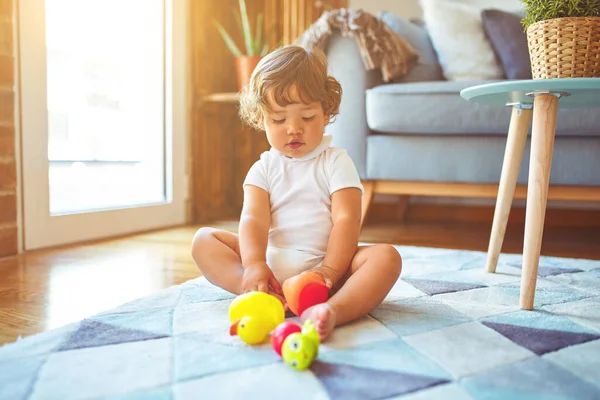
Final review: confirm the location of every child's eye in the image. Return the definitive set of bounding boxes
[302,116,316,121]
[272,118,285,124]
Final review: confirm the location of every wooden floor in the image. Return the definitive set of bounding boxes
[1,220,599,345]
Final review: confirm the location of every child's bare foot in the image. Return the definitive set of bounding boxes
[300,303,336,342]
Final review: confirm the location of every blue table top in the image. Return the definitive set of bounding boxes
[460,78,600,108]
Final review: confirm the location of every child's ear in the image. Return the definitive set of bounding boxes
[324,115,330,125]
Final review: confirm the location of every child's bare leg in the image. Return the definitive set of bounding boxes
[301,244,402,341]
[191,227,244,294]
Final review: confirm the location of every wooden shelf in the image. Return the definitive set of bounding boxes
[191,93,270,223]
[202,92,240,104]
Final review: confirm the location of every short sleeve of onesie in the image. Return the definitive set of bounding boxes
[328,150,364,195]
[243,152,270,193]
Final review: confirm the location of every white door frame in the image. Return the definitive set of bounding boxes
[17,0,188,250]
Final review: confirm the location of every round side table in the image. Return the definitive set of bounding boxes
[460,78,600,310]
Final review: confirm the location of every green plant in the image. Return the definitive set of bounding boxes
[521,0,600,29]
[214,0,274,57]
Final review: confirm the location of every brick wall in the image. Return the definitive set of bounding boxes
[0,0,17,257]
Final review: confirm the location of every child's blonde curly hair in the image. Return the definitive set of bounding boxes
[239,45,342,131]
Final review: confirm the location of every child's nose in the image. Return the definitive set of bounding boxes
[287,120,303,134]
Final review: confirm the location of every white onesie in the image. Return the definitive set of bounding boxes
[243,135,363,282]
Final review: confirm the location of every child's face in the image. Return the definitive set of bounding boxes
[262,86,328,159]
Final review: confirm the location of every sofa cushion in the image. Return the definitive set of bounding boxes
[366,80,600,137]
[481,9,532,80]
[419,0,506,80]
[377,11,444,83]
[366,134,600,186]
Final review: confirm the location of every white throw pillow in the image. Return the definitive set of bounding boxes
[419,0,520,80]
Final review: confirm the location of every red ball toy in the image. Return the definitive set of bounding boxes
[271,321,302,356]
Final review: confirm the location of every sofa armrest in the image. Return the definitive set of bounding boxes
[324,34,383,178]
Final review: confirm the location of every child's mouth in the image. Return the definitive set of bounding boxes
[287,141,303,150]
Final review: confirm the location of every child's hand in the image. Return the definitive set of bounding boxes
[242,263,285,303]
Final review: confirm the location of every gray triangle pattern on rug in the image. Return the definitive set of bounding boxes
[403,278,486,296]
[94,307,174,337]
[310,361,450,400]
[482,321,600,355]
[58,319,170,352]
[507,263,583,277]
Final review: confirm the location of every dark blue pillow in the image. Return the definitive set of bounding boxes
[481,9,532,79]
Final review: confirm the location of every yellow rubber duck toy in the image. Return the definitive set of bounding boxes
[229,291,285,345]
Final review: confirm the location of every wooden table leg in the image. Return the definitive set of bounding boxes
[485,106,532,273]
[521,94,559,310]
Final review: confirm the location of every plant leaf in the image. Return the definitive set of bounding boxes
[261,42,270,56]
[232,9,243,39]
[238,0,254,55]
[254,13,263,55]
[213,20,243,57]
[520,0,600,29]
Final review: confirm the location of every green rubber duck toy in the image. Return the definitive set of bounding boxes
[281,319,320,370]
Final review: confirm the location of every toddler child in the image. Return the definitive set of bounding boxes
[192,45,402,341]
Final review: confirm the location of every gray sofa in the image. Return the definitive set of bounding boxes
[323,13,600,211]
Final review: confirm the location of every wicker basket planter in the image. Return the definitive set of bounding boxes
[526,16,600,79]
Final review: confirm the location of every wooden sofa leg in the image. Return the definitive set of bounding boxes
[396,196,410,222]
[361,181,375,228]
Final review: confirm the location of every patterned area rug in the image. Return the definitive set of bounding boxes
[2,245,600,400]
